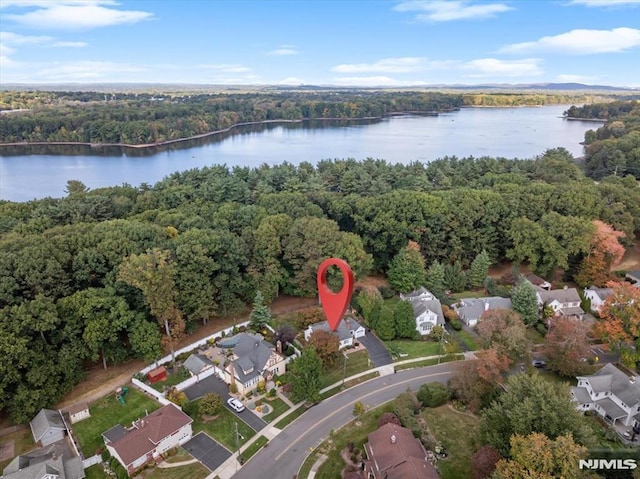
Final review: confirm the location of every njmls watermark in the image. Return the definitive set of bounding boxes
[579,459,638,470]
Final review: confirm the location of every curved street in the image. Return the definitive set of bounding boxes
[231,362,459,479]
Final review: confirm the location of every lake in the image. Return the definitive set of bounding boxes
[0,105,597,202]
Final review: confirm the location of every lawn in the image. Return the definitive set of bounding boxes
[525,327,546,345]
[144,462,209,479]
[0,428,34,471]
[73,386,161,457]
[239,435,268,463]
[454,330,479,350]
[190,402,255,451]
[422,405,481,479]
[85,464,110,479]
[320,372,380,400]
[450,291,484,300]
[260,397,290,423]
[319,350,372,389]
[384,339,441,360]
[274,404,309,429]
[150,366,190,392]
[393,355,463,371]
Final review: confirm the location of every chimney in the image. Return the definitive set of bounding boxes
[276,340,282,354]
[484,301,489,311]
[390,435,396,444]
[630,376,636,384]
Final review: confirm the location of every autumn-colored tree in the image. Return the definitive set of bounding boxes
[594,281,640,368]
[575,220,625,287]
[308,329,340,368]
[377,412,401,428]
[476,309,529,363]
[471,445,501,479]
[166,387,188,408]
[543,316,591,377]
[492,432,587,479]
[199,393,223,416]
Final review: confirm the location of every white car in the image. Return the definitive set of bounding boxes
[227,397,245,412]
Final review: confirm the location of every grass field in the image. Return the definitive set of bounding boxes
[384,339,441,360]
[454,330,479,350]
[320,350,372,389]
[144,462,209,479]
[239,435,268,463]
[84,464,109,479]
[191,403,255,451]
[73,387,161,457]
[422,405,481,479]
[260,397,290,423]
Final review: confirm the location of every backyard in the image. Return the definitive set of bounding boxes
[73,386,161,457]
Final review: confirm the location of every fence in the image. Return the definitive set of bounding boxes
[131,378,173,407]
[175,366,217,392]
[83,455,101,469]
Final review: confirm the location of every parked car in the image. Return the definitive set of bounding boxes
[532,359,546,368]
[227,397,245,412]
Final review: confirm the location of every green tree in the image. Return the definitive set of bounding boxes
[387,241,426,293]
[425,261,445,298]
[417,382,449,408]
[249,290,272,331]
[375,304,397,340]
[355,288,384,328]
[353,401,365,417]
[468,250,491,289]
[289,347,323,404]
[199,393,223,416]
[443,261,467,293]
[65,179,89,196]
[394,299,417,339]
[511,280,539,326]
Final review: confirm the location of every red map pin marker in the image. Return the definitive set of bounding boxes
[317,258,355,332]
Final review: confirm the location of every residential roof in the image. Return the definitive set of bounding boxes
[525,273,551,286]
[30,409,65,442]
[308,317,364,342]
[399,287,436,301]
[183,354,214,375]
[626,270,640,282]
[103,424,128,443]
[106,404,192,467]
[571,386,592,405]
[3,453,84,479]
[538,288,581,304]
[456,297,512,322]
[410,299,445,326]
[228,333,284,386]
[67,402,89,416]
[365,423,438,479]
[560,306,586,317]
[596,397,628,420]
[585,287,613,301]
[579,364,640,406]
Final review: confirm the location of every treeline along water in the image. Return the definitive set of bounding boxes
[0,105,595,201]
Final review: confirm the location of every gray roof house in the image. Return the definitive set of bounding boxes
[183,353,214,376]
[455,297,512,327]
[2,445,84,479]
[304,316,366,349]
[583,286,614,314]
[536,287,585,319]
[625,270,640,284]
[572,363,640,429]
[29,409,66,447]
[401,289,445,336]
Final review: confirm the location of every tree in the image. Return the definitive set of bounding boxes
[511,280,539,326]
[307,330,340,368]
[289,347,323,404]
[443,261,467,293]
[425,261,445,298]
[575,220,626,287]
[594,281,640,368]
[199,393,223,416]
[65,179,89,195]
[166,387,188,408]
[394,299,417,339]
[375,303,396,340]
[480,373,595,456]
[275,324,297,347]
[471,445,501,479]
[377,412,401,428]
[249,290,272,331]
[353,401,365,417]
[468,250,491,289]
[492,432,587,479]
[476,309,529,363]
[417,382,449,408]
[543,316,591,377]
[355,288,383,328]
[387,241,426,293]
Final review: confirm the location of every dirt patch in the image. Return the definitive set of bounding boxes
[200,414,220,423]
[613,238,640,272]
[355,275,388,289]
[0,441,14,462]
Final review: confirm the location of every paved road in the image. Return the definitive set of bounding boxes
[359,332,393,367]
[232,362,458,479]
[184,375,267,431]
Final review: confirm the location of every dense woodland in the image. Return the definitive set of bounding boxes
[0,94,639,424]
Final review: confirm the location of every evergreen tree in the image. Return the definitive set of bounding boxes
[289,347,322,403]
[394,300,417,339]
[376,304,397,340]
[249,290,272,331]
[386,241,426,293]
[511,280,539,326]
[468,250,491,289]
[425,261,445,298]
[443,261,467,293]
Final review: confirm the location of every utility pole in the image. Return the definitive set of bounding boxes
[342,352,349,387]
[235,421,240,473]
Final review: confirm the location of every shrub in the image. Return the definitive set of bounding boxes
[267,388,277,398]
[199,393,223,416]
[378,285,397,299]
[377,412,401,428]
[535,322,547,337]
[449,319,463,331]
[353,401,365,417]
[417,382,449,408]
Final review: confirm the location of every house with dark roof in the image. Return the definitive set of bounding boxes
[2,450,85,479]
[583,286,614,314]
[102,404,192,475]
[525,273,552,290]
[304,316,366,349]
[220,333,286,395]
[400,288,445,335]
[536,287,585,320]
[29,409,66,447]
[571,363,640,430]
[183,353,214,378]
[363,423,439,479]
[454,297,512,327]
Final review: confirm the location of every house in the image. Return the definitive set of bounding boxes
[30,409,66,447]
[183,353,214,378]
[304,316,366,349]
[103,404,193,475]
[401,288,445,335]
[571,363,640,429]
[363,423,439,479]
[525,273,552,290]
[583,286,613,314]
[147,365,167,383]
[2,449,85,479]
[625,270,640,286]
[218,333,286,395]
[67,402,90,424]
[454,297,512,327]
[536,287,585,320]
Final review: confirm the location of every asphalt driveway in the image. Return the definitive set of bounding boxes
[184,432,231,472]
[358,331,393,367]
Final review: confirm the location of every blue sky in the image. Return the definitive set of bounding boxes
[0,0,639,86]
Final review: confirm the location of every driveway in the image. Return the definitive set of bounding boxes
[359,332,393,367]
[184,432,232,472]
[183,375,268,432]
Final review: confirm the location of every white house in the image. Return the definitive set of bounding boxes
[401,288,445,335]
[30,409,66,447]
[583,286,613,314]
[103,404,193,475]
[304,316,366,349]
[536,287,585,320]
[67,402,90,424]
[455,297,512,327]
[571,363,640,429]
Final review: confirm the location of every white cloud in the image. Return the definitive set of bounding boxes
[332,76,429,87]
[195,64,252,73]
[277,77,306,85]
[331,57,428,73]
[394,0,513,21]
[50,41,87,47]
[501,27,640,54]
[567,0,640,6]
[0,31,53,44]
[268,45,299,56]
[3,1,153,30]
[36,61,146,80]
[462,58,543,77]
[556,74,600,83]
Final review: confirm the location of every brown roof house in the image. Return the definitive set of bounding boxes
[364,423,439,479]
[102,404,193,475]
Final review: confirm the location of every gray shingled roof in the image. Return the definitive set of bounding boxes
[30,409,65,443]
[571,386,592,405]
[582,364,640,406]
[2,454,84,479]
[456,297,512,323]
[103,424,128,443]
[230,333,282,386]
[309,318,363,342]
[410,299,445,326]
[596,397,628,420]
[585,287,613,301]
[183,354,213,375]
[399,287,435,301]
[538,288,581,304]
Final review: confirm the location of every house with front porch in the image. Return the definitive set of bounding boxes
[401,288,445,335]
[571,363,640,430]
[304,316,366,349]
[536,287,585,320]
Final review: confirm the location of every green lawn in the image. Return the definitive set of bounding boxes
[144,462,209,479]
[454,330,479,350]
[320,372,380,400]
[260,397,290,423]
[319,350,372,389]
[273,404,309,429]
[422,405,481,479]
[191,403,255,451]
[84,464,110,479]
[73,386,161,457]
[525,327,546,345]
[450,291,484,300]
[393,355,463,371]
[239,435,268,463]
[384,339,441,360]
